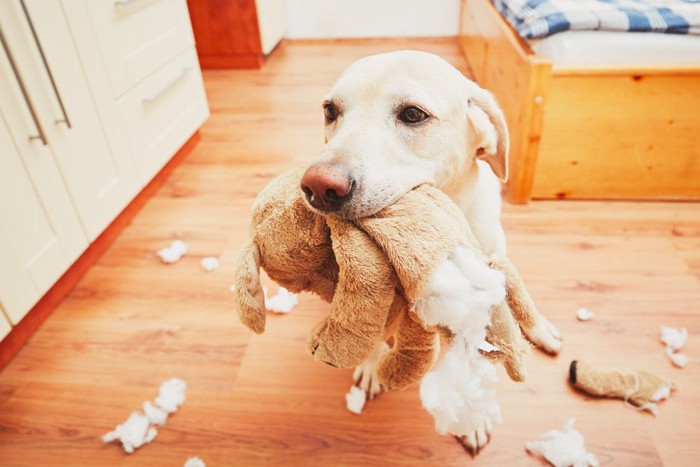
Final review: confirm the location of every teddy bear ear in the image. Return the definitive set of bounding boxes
[234,240,267,334]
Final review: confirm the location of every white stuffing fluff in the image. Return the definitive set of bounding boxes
[416,246,506,438]
[526,418,599,467]
[651,385,672,402]
[200,256,220,272]
[665,347,689,368]
[420,339,501,437]
[184,457,206,467]
[157,240,189,264]
[415,247,505,337]
[660,326,687,351]
[155,378,187,413]
[345,386,367,415]
[143,401,168,426]
[102,412,158,454]
[103,378,187,453]
[576,308,594,321]
[264,287,298,313]
[661,326,689,368]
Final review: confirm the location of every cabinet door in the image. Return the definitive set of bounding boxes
[0,110,87,324]
[84,0,194,97]
[0,0,138,240]
[0,308,10,341]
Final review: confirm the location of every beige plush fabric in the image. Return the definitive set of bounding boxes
[234,168,533,389]
[570,360,676,414]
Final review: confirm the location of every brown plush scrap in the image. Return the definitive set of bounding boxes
[234,168,537,389]
[569,360,676,415]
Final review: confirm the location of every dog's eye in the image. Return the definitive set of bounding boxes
[324,103,338,123]
[399,106,429,124]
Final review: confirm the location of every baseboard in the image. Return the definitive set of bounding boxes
[0,132,201,370]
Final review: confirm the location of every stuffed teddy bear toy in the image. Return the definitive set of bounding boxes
[234,168,539,390]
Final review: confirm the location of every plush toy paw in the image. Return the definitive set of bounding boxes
[308,317,377,368]
[523,315,562,355]
[377,347,437,391]
[456,417,494,457]
[352,341,390,400]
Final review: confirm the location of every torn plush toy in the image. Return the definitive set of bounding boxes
[569,360,675,415]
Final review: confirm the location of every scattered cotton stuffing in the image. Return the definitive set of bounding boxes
[200,256,220,272]
[526,418,599,467]
[155,378,187,413]
[157,240,189,264]
[416,246,505,438]
[184,457,206,467]
[576,308,594,321]
[143,401,168,426]
[345,386,367,414]
[661,326,689,368]
[103,378,187,453]
[102,412,157,454]
[264,286,298,313]
[665,347,689,368]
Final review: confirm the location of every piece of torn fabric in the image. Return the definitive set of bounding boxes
[184,457,206,467]
[569,360,675,416]
[576,308,594,321]
[157,240,189,264]
[155,378,187,413]
[526,418,598,467]
[264,287,298,313]
[102,412,157,454]
[345,386,367,414]
[200,256,220,272]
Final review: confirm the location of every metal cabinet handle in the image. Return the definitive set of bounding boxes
[114,0,148,7]
[142,67,191,105]
[19,0,71,129]
[0,25,47,145]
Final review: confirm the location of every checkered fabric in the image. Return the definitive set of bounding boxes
[493,0,700,39]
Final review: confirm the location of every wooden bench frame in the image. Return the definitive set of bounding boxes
[459,0,700,203]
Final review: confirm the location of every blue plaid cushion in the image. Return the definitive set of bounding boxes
[493,0,700,39]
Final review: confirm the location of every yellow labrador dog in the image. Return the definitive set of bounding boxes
[299,50,562,453]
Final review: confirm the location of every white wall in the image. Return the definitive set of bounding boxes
[283,0,461,39]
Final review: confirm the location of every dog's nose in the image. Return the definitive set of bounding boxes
[300,163,355,211]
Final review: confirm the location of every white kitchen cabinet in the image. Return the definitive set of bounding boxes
[0,0,208,332]
[117,47,209,180]
[84,0,195,98]
[0,107,87,324]
[0,0,138,241]
[0,309,10,341]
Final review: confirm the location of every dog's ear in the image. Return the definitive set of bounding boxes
[466,85,509,182]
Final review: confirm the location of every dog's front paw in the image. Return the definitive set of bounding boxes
[352,341,390,400]
[456,417,494,457]
[308,317,375,368]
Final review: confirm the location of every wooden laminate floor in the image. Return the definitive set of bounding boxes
[1,38,699,466]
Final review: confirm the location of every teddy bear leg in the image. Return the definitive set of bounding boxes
[490,259,563,355]
[376,312,439,391]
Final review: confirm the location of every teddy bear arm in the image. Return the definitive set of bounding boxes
[233,240,266,334]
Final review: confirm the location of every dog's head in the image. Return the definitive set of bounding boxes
[300,50,509,218]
